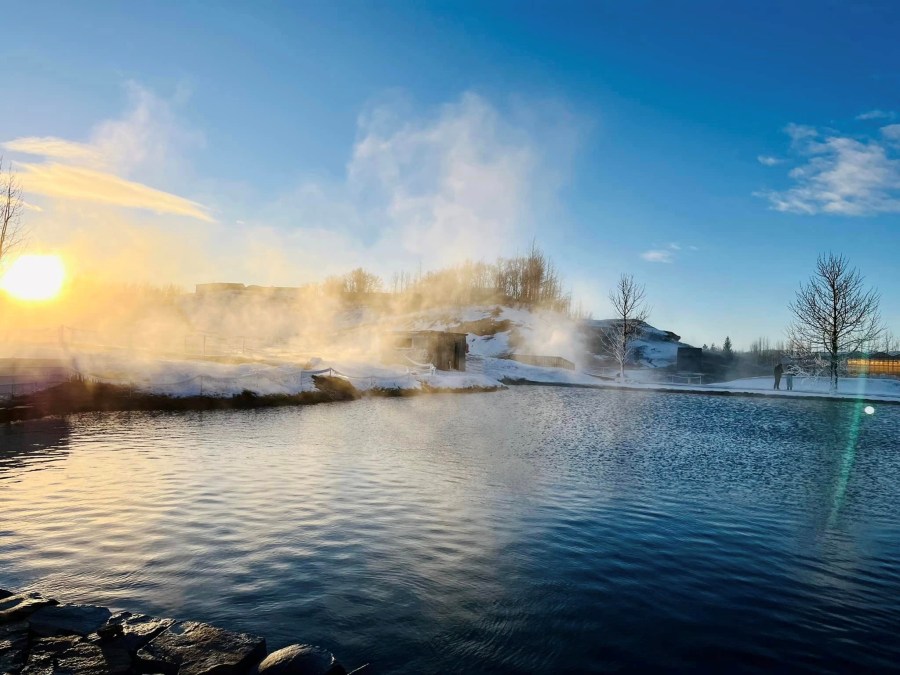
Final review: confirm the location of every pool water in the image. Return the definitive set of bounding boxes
[1,388,898,673]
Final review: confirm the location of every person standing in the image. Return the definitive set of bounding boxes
[774,363,783,390]
[785,370,794,391]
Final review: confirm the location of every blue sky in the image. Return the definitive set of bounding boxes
[3,0,899,347]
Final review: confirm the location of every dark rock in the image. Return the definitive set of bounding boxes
[29,604,112,637]
[136,621,266,675]
[96,611,176,654]
[256,644,347,675]
[0,592,58,624]
[21,635,131,675]
[96,622,124,641]
[311,375,361,401]
[0,620,30,674]
[0,589,13,600]
[95,643,134,675]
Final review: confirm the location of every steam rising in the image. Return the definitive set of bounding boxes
[3,86,580,286]
[1,85,587,379]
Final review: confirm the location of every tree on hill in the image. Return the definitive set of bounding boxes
[722,336,734,361]
[342,268,383,294]
[789,253,883,392]
[0,158,25,270]
[598,273,651,380]
[392,243,574,314]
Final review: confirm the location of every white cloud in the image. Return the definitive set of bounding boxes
[758,123,900,216]
[784,123,818,144]
[757,155,783,166]
[9,87,582,287]
[3,83,211,222]
[882,124,900,143]
[639,242,694,264]
[641,249,674,263]
[857,109,896,121]
[2,137,103,165]
[17,162,213,222]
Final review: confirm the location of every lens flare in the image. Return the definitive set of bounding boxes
[0,254,66,301]
[864,405,875,415]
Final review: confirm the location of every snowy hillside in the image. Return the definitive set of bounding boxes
[6,297,899,404]
[1,297,694,398]
[402,305,587,363]
[584,319,688,368]
[400,305,689,367]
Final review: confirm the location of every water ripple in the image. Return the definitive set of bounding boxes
[1,389,899,673]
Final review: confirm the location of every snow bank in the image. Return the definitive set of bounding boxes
[710,376,900,400]
[10,299,895,404]
[25,350,501,398]
[467,331,511,358]
[403,304,587,363]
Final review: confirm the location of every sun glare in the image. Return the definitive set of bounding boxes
[0,254,66,302]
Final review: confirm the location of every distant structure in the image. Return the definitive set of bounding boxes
[393,331,467,371]
[676,346,703,372]
[846,352,900,377]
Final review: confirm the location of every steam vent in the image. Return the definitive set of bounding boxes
[0,588,350,675]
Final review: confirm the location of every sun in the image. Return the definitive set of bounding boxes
[0,254,67,302]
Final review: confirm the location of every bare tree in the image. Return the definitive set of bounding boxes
[0,158,25,270]
[789,253,883,392]
[599,273,651,379]
[342,268,383,294]
[878,330,899,354]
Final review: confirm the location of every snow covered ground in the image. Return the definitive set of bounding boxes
[3,302,897,403]
[585,319,685,368]
[407,305,588,363]
[486,358,900,403]
[56,352,498,397]
[708,376,900,401]
[3,346,898,403]
[0,346,501,398]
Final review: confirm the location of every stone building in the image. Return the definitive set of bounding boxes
[392,331,467,371]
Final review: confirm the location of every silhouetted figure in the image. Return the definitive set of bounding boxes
[774,363,783,390]
[785,372,794,391]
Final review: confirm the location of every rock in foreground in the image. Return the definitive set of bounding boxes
[28,603,112,637]
[256,644,347,675]
[0,588,353,675]
[135,620,266,674]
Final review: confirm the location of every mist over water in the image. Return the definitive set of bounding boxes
[0,245,588,375]
[2,388,899,673]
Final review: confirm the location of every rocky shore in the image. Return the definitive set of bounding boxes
[0,588,356,675]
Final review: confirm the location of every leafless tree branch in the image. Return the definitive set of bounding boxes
[788,252,883,391]
[597,273,651,379]
[0,157,26,270]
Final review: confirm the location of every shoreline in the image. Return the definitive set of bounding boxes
[4,373,897,424]
[0,377,504,424]
[0,586,355,674]
[500,377,900,406]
